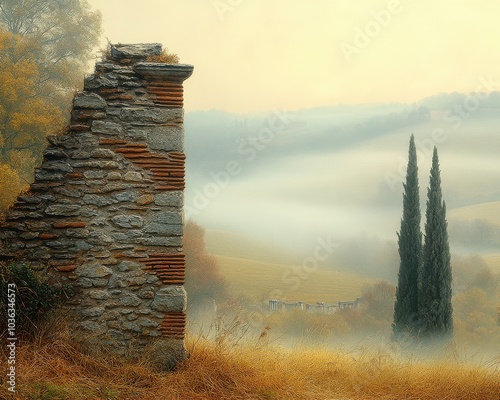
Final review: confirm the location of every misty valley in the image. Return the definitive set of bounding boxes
[0,1,499,398]
[182,90,500,364]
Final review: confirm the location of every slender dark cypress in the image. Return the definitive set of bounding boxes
[393,134,422,338]
[419,147,453,337]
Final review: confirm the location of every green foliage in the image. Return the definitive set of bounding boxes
[0,262,64,337]
[393,134,422,338]
[419,147,453,338]
[393,141,453,341]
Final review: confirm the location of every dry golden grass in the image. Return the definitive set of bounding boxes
[146,49,179,64]
[1,331,499,400]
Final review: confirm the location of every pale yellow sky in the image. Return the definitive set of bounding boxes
[87,0,500,112]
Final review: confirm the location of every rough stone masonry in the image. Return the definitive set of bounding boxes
[0,43,193,367]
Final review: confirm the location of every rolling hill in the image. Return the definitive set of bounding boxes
[448,201,500,226]
[205,229,379,304]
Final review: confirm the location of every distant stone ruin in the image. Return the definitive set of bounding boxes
[268,298,362,313]
[0,43,193,369]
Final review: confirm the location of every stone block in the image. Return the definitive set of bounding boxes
[111,230,143,242]
[84,74,118,90]
[91,149,115,159]
[83,194,117,207]
[47,135,80,149]
[35,170,65,182]
[75,278,93,288]
[125,128,148,141]
[41,161,74,173]
[136,194,154,205]
[101,183,132,193]
[127,276,147,286]
[79,321,107,336]
[139,237,182,247]
[120,107,182,124]
[45,204,81,216]
[78,264,113,278]
[137,318,159,328]
[111,215,144,228]
[150,286,186,312]
[81,307,105,317]
[143,223,182,236]
[87,231,114,244]
[89,290,110,300]
[122,321,141,333]
[150,211,182,225]
[73,93,107,109]
[107,171,122,180]
[91,120,123,136]
[123,171,143,182]
[71,160,120,169]
[111,43,162,60]
[83,170,108,179]
[117,261,141,272]
[148,126,183,152]
[118,295,142,307]
[154,192,183,207]
[43,148,68,159]
[138,290,155,299]
[92,278,110,287]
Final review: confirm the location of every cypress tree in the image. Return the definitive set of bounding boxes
[419,147,453,337]
[393,134,422,338]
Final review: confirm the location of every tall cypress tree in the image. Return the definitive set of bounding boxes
[393,134,422,338]
[419,147,453,337]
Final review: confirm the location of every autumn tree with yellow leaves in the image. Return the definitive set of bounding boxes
[0,0,101,212]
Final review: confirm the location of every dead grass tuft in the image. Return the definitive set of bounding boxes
[146,49,179,64]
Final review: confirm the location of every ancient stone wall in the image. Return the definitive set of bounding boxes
[0,43,193,366]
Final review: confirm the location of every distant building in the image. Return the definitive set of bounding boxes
[269,298,361,313]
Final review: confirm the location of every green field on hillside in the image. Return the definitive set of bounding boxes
[215,254,377,304]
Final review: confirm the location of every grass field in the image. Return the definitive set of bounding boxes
[216,254,377,304]
[449,201,500,225]
[3,332,499,400]
[205,229,299,265]
[205,229,379,303]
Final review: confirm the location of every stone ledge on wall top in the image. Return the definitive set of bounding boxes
[134,63,194,82]
[107,43,194,82]
[110,43,163,60]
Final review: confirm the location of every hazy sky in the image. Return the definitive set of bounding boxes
[87,0,500,113]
